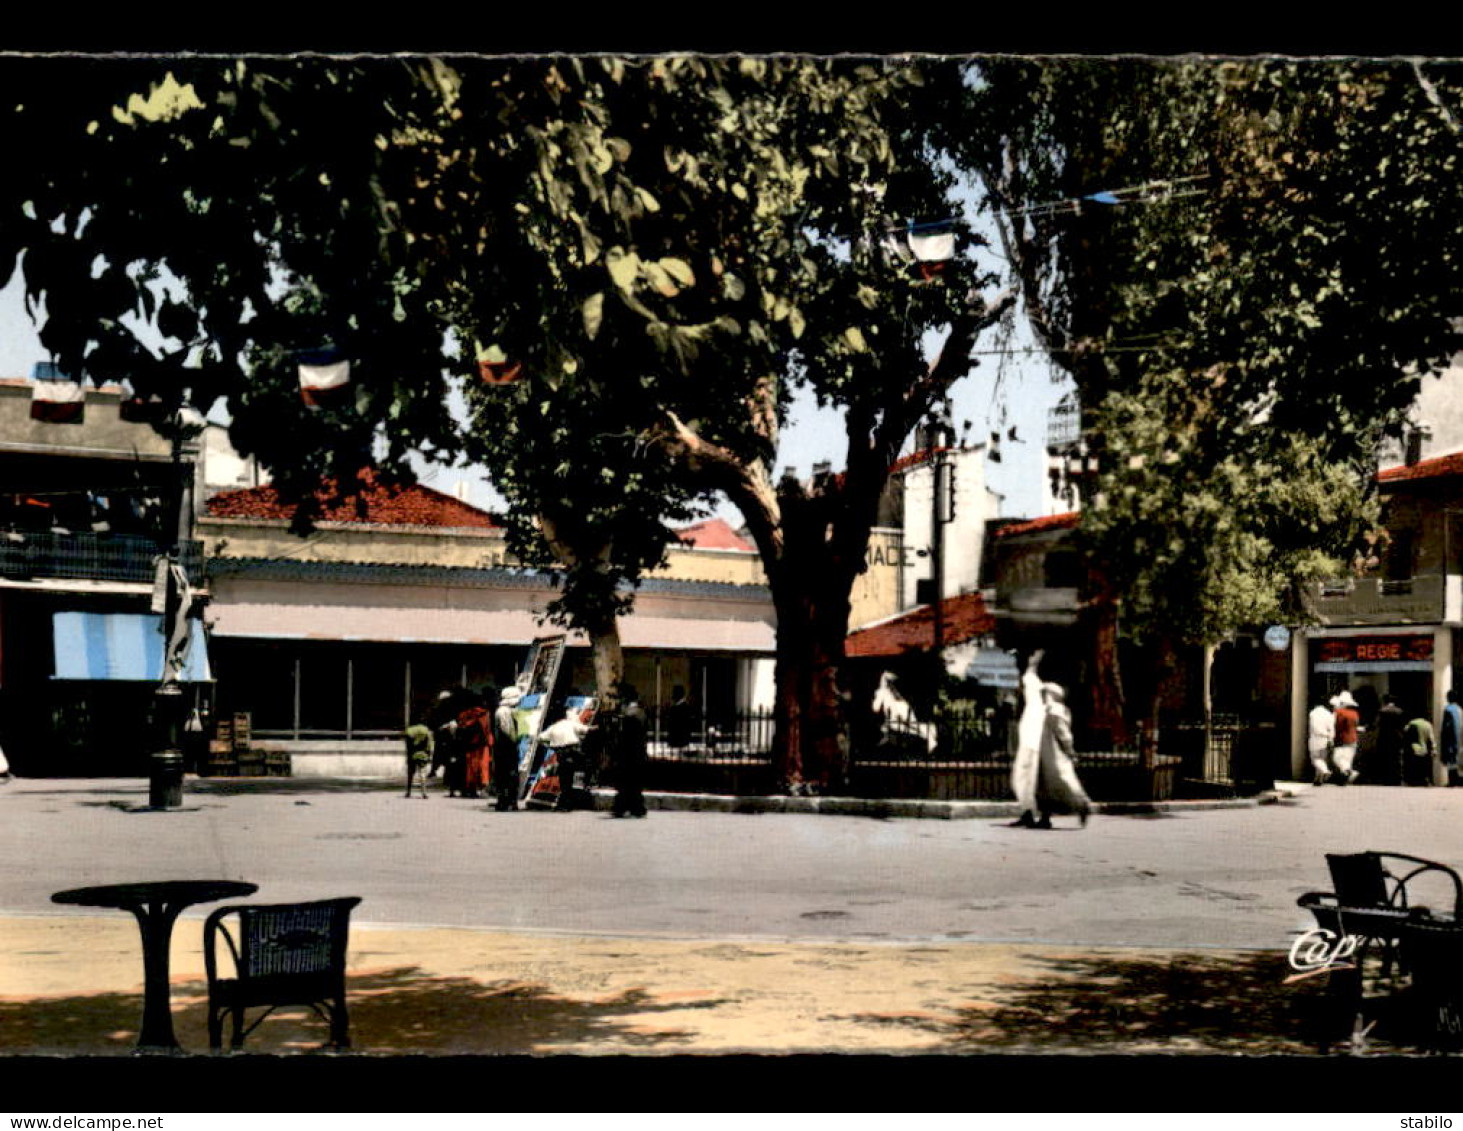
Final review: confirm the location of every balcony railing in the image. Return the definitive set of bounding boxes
[1311,574,1446,625]
[0,530,204,585]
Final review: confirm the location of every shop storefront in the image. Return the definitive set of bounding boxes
[1291,626,1455,777]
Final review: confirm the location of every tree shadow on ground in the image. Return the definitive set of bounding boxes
[0,968,733,1056]
[838,950,1428,1056]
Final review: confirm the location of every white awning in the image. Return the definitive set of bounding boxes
[208,600,775,653]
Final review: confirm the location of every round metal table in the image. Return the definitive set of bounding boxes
[52,879,258,1053]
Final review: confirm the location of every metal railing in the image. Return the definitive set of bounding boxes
[634,704,1185,800]
[1311,574,1445,623]
[0,530,204,584]
[645,706,776,763]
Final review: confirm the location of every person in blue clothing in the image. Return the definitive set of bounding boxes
[1443,689,1462,787]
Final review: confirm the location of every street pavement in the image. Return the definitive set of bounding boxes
[2,775,1462,1058]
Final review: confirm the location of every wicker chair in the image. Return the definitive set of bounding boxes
[204,896,361,1052]
[1297,852,1462,1050]
[1401,916,1463,1050]
[1299,851,1463,934]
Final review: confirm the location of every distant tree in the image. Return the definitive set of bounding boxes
[960,57,1463,738]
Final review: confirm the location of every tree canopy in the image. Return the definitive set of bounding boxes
[2,54,1013,787]
[963,56,1463,724]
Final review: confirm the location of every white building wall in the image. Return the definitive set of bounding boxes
[1414,362,1463,459]
[202,423,266,491]
[901,447,991,609]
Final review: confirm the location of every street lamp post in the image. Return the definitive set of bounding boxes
[148,411,200,810]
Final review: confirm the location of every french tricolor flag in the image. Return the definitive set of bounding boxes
[886,220,958,281]
[297,346,351,409]
[30,378,86,423]
[907,222,956,280]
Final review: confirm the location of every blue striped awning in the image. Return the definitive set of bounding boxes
[52,612,212,682]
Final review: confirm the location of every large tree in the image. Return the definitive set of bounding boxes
[3,54,1013,791]
[961,57,1463,736]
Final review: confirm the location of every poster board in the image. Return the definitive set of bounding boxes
[514,634,567,799]
[524,694,599,809]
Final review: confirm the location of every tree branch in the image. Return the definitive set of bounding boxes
[1412,60,1463,137]
[990,139,1070,359]
[654,411,784,566]
[873,285,1019,465]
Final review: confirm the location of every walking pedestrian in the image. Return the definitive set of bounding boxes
[610,683,649,819]
[456,690,492,801]
[1405,710,1438,787]
[1307,695,1336,785]
[1442,690,1462,787]
[1332,691,1361,785]
[1009,649,1045,828]
[1375,693,1408,786]
[1034,680,1093,829]
[492,683,523,811]
[403,719,433,799]
[431,688,466,797]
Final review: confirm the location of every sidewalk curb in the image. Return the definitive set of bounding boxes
[584,783,1305,820]
[5,775,1307,820]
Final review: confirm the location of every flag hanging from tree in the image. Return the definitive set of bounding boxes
[30,378,86,424]
[884,219,957,281]
[297,346,351,409]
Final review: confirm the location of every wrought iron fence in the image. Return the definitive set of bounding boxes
[635,703,1186,800]
[644,706,776,764]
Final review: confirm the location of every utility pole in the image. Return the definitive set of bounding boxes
[928,416,955,662]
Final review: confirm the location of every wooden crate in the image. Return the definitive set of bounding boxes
[205,755,237,778]
[265,751,292,777]
[231,713,252,752]
[235,751,266,777]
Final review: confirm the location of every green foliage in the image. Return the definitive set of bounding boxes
[964,57,1463,649]
[0,55,991,659]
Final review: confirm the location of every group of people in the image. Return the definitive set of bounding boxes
[1307,687,1463,787]
[403,684,514,804]
[402,679,650,817]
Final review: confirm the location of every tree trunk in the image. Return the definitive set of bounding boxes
[1135,634,1185,800]
[770,574,853,793]
[1078,574,1127,747]
[587,619,625,708]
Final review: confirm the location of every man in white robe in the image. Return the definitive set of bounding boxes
[1035,681,1093,829]
[1010,649,1045,827]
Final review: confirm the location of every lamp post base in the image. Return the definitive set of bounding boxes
[148,749,184,810]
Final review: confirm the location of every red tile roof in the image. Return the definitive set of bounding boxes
[1378,451,1463,484]
[675,518,755,552]
[845,591,995,658]
[206,470,499,528]
[991,511,1080,539]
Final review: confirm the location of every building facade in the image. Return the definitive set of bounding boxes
[199,475,777,776]
[1290,449,1463,779]
[0,375,208,775]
